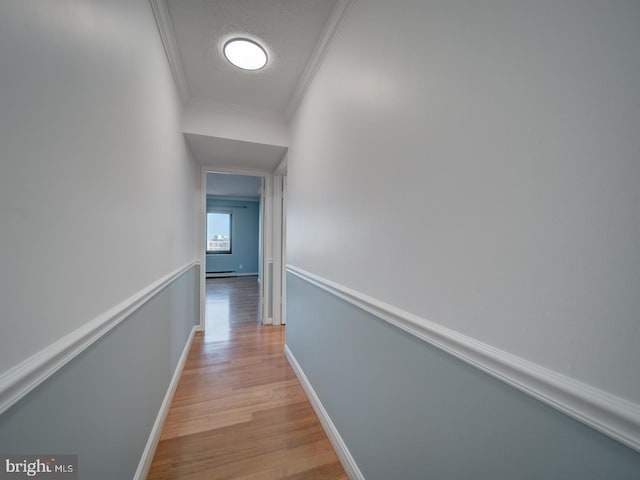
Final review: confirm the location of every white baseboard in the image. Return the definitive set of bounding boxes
[284,345,365,480]
[133,325,201,480]
[287,265,640,454]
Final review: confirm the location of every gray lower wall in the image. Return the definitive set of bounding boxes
[0,264,200,479]
[286,272,640,480]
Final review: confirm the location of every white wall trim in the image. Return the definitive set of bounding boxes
[133,324,201,480]
[260,176,275,326]
[284,345,365,480]
[0,261,199,417]
[149,0,190,105]
[287,265,640,453]
[284,0,357,119]
[271,175,284,326]
[273,155,288,176]
[199,168,207,331]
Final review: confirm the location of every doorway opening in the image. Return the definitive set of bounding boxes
[199,169,286,331]
[205,173,260,279]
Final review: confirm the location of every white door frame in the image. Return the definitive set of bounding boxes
[271,156,287,325]
[281,175,287,324]
[199,165,284,328]
[260,174,274,324]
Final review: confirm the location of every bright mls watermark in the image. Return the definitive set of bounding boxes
[0,456,77,479]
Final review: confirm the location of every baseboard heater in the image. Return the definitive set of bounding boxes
[206,270,235,278]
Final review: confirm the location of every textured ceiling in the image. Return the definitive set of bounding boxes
[166,0,338,113]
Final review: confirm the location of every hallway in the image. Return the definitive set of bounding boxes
[148,277,346,479]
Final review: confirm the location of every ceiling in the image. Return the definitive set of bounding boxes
[152,0,353,171]
[207,173,262,199]
[165,0,338,115]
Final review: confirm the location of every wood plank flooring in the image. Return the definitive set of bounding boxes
[148,276,347,480]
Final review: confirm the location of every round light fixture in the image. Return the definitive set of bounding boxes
[223,38,268,71]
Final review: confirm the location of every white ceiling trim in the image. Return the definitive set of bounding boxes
[149,0,190,104]
[151,0,356,118]
[284,0,357,119]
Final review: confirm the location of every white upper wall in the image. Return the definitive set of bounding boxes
[183,97,289,147]
[0,0,199,374]
[287,0,640,404]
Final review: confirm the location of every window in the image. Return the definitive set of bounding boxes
[206,212,232,254]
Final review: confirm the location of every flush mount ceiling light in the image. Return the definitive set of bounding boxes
[223,38,268,71]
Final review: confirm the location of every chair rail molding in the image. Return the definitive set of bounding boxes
[287,264,640,454]
[0,261,200,416]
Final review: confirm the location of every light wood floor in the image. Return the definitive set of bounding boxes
[148,276,347,480]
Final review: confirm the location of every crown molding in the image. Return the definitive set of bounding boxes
[287,264,640,454]
[284,0,357,119]
[150,0,355,117]
[149,0,190,105]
